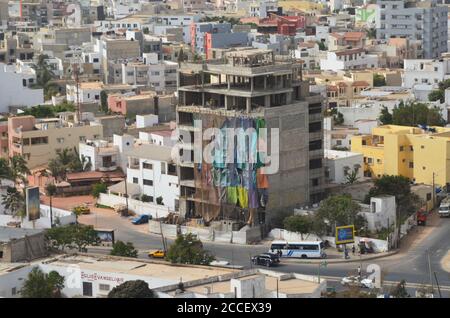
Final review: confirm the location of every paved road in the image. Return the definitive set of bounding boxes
[80,208,450,297]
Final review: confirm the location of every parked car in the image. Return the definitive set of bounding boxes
[73,204,90,215]
[131,214,151,225]
[148,250,165,258]
[260,252,280,263]
[251,254,277,267]
[341,276,374,289]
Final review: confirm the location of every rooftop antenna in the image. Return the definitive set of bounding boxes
[73,63,81,124]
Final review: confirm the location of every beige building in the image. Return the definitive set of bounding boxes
[8,115,103,169]
[100,37,141,84]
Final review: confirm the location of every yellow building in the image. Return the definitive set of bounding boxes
[351,125,450,187]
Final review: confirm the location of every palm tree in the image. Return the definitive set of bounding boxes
[9,155,31,186]
[1,186,25,219]
[45,183,57,228]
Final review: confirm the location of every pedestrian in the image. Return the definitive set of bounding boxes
[278,249,282,258]
[352,245,356,255]
[357,265,361,277]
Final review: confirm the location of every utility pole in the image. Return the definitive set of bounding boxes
[434,272,442,298]
[73,63,81,124]
[124,176,129,216]
[427,250,434,294]
[432,172,436,208]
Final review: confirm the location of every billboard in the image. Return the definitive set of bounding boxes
[335,225,355,245]
[26,186,40,221]
[95,229,115,245]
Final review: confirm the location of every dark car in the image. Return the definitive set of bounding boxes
[261,252,280,263]
[251,254,276,267]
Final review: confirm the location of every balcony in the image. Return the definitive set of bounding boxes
[99,162,117,172]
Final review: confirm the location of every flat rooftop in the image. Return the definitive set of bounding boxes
[44,255,235,283]
[0,227,44,242]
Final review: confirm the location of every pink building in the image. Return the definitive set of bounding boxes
[0,122,8,159]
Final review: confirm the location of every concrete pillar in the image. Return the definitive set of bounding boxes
[250,77,254,91]
[246,97,251,113]
[202,92,205,107]
[264,95,270,107]
[227,75,231,90]
[264,76,267,90]
[224,96,229,110]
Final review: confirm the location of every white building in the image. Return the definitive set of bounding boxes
[0,62,44,112]
[124,143,179,210]
[66,82,102,104]
[78,139,120,172]
[0,254,326,298]
[402,58,450,89]
[249,0,278,18]
[359,196,396,232]
[325,149,364,184]
[320,48,379,72]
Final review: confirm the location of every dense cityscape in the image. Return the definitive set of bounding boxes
[0,0,449,302]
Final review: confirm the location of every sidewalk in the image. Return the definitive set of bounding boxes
[281,250,398,264]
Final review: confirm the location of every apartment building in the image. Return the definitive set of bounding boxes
[7,115,103,169]
[176,49,324,226]
[351,125,450,187]
[403,58,450,89]
[0,33,34,63]
[99,37,141,84]
[376,0,448,59]
[320,48,379,72]
[328,32,366,51]
[78,139,120,172]
[0,62,43,113]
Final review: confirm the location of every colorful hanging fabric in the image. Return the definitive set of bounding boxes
[257,169,269,189]
[256,118,266,169]
[237,186,248,208]
[227,186,238,205]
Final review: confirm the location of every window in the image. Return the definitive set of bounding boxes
[371,202,376,213]
[133,177,138,184]
[377,159,382,164]
[367,158,373,164]
[143,162,153,170]
[22,138,30,145]
[11,287,16,296]
[312,178,319,186]
[143,179,153,186]
[409,162,414,169]
[82,282,93,297]
[161,162,166,174]
[399,146,404,151]
[30,136,48,145]
[79,136,86,142]
[99,284,110,292]
[426,193,432,201]
[410,145,413,151]
[309,159,322,169]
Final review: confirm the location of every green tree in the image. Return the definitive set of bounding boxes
[91,182,107,199]
[32,54,58,100]
[100,90,108,113]
[379,106,393,125]
[389,280,410,298]
[366,28,377,40]
[21,267,65,298]
[428,89,444,103]
[315,195,366,235]
[0,157,12,180]
[1,186,25,218]
[283,215,313,240]
[45,183,57,228]
[318,41,327,51]
[166,233,215,265]
[108,280,157,298]
[71,224,101,252]
[156,196,163,205]
[110,241,138,258]
[345,168,359,184]
[391,101,445,126]
[46,224,100,252]
[9,155,30,186]
[373,74,386,87]
[333,111,344,125]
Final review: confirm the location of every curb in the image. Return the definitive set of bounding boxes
[281,250,399,264]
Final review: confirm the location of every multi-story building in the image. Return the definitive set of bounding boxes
[78,139,120,172]
[403,58,450,89]
[351,125,450,187]
[376,0,448,59]
[0,62,43,113]
[190,22,249,58]
[328,32,366,51]
[320,48,379,72]
[176,49,324,226]
[0,33,34,63]
[7,115,103,169]
[98,37,141,84]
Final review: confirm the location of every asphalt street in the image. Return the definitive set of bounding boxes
[81,208,450,297]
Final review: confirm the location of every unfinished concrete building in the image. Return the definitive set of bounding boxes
[176,49,324,227]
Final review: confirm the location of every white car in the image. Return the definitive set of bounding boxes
[341,276,374,289]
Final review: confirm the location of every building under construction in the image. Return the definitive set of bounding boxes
[176,49,324,227]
